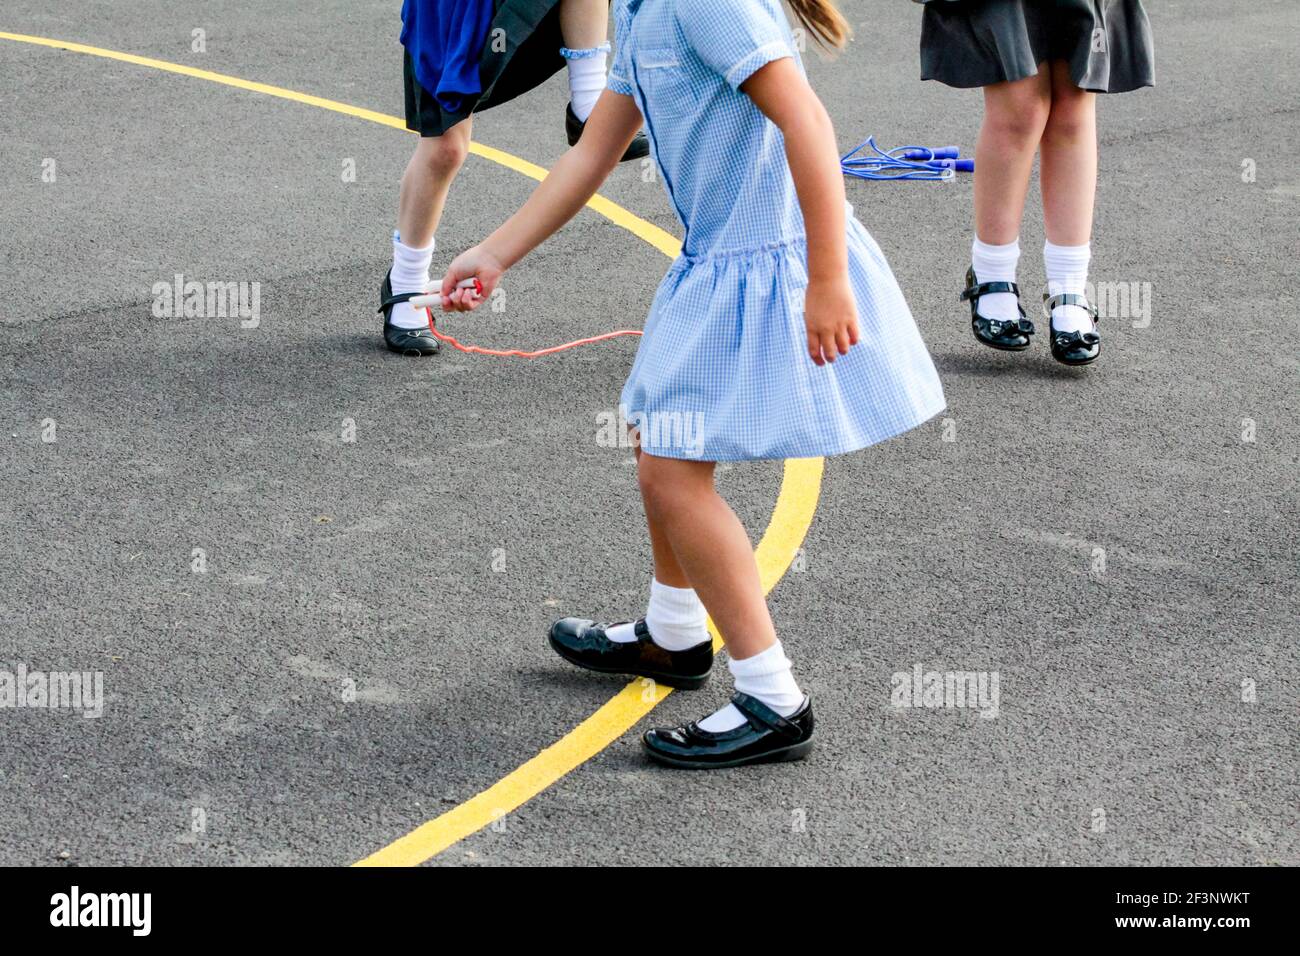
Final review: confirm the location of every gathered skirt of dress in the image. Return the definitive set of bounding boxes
[620,216,946,462]
[920,0,1155,93]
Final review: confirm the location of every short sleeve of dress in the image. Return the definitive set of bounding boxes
[677,0,795,90]
[607,2,636,97]
[608,53,635,97]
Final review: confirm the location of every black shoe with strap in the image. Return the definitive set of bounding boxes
[566,103,650,162]
[642,692,815,769]
[378,269,440,356]
[1043,292,1101,366]
[548,617,712,690]
[959,266,1035,351]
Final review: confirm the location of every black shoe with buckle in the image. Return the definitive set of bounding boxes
[378,269,440,356]
[1044,292,1101,366]
[547,617,712,689]
[565,103,650,162]
[960,266,1035,351]
[642,692,815,769]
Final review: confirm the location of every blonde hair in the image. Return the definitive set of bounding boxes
[787,0,852,50]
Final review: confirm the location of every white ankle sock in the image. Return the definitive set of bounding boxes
[644,579,710,650]
[1043,240,1094,335]
[606,579,710,650]
[697,640,804,733]
[970,237,1022,324]
[388,231,434,330]
[561,44,610,122]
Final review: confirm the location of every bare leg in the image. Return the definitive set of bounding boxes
[558,0,608,49]
[973,68,1052,244]
[396,118,473,248]
[1040,60,1098,246]
[634,442,689,590]
[1038,61,1099,344]
[637,453,776,661]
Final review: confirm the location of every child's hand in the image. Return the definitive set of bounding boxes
[440,246,505,312]
[804,277,860,366]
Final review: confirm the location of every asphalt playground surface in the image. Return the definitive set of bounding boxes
[0,0,1296,867]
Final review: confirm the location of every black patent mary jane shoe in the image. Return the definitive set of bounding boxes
[643,692,815,769]
[548,617,712,690]
[960,267,1035,351]
[1044,292,1101,367]
[378,269,440,357]
[565,103,650,162]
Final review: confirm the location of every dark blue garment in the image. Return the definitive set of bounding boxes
[400,0,496,115]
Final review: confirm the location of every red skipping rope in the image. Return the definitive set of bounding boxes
[422,279,642,358]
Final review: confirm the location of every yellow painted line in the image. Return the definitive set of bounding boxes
[470,141,683,259]
[0,30,682,258]
[0,30,824,865]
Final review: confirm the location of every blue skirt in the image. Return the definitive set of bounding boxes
[620,213,946,462]
[401,0,496,115]
[400,0,565,135]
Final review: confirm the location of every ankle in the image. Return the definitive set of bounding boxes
[645,579,709,651]
[1043,240,1093,333]
[730,640,803,713]
[562,43,610,123]
[970,236,1022,323]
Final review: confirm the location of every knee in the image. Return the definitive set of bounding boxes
[985,96,1051,146]
[417,135,469,178]
[1043,93,1095,143]
[638,455,712,516]
[637,455,673,515]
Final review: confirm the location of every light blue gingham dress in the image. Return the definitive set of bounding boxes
[610,0,946,461]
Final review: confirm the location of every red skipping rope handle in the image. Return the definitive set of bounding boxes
[423,277,643,358]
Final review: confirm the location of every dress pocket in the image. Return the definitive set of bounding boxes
[636,48,692,110]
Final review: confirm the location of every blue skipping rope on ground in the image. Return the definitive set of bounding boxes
[841,136,974,182]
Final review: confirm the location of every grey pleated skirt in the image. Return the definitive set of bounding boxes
[920,0,1155,93]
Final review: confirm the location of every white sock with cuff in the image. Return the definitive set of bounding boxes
[388,231,434,330]
[1043,240,1094,335]
[697,640,805,733]
[970,237,1022,324]
[561,44,611,122]
[606,579,710,650]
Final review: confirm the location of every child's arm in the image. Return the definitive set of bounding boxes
[440,91,645,311]
[742,59,860,366]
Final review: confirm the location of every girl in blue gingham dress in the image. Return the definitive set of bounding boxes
[441,0,944,769]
